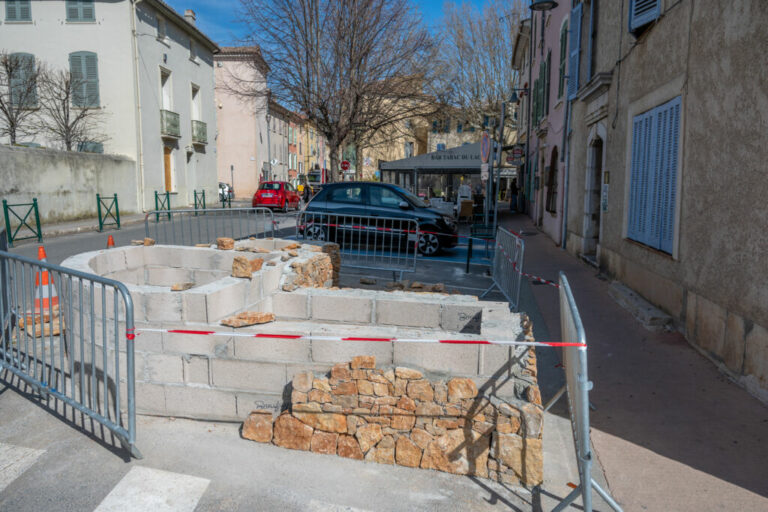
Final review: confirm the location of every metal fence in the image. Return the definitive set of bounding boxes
[145,207,275,246]
[551,272,622,512]
[97,193,120,232]
[481,227,524,310]
[3,198,42,247]
[0,250,141,458]
[296,211,418,279]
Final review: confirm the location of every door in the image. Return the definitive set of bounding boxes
[163,146,172,192]
[583,139,603,257]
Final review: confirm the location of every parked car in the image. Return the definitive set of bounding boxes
[299,182,457,256]
[252,181,301,212]
[218,182,234,202]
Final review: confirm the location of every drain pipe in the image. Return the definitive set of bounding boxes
[131,0,146,212]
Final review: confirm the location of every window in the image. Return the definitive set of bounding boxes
[6,0,31,21]
[558,22,567,98]
[329,186,363,204]
[432,120,438,133]
[9,53,37,107]
[629,0,660,33]
[567,2,583,100]
[457,122,463,133]
[189,39,196,61]
[191,84,200,120]
[160,69,171,110]
[369,186,402,208]
[436,143,446,151]
[66,0,95,22]
[627,96,681,254]
[404,141,414,158]
[545,147,558,213]
[443,118,450,133]
[69,51,99,107]
[157,16,167,40]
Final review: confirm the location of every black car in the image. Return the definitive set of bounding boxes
[299,182,457,255]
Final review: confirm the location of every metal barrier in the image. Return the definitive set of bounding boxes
[154,191,171,221]
[144,207,275,246]
[194,190,206,213]
[296,211,418,279]
[0,250,141,458]
[97,193,121,232]
[480,227,524,310]
[3,198,42,247]
[549,272,622,512]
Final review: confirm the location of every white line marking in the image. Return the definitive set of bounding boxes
[94,466,210,512]
[0,442,45,493]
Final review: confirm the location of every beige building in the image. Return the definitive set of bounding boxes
[564,0,768,402]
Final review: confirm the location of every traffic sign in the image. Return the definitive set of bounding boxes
[340,160,351,171]
[512,146,524,158]
[480,163,489,181]
[480,132,491,163]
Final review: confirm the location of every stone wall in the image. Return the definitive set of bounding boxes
[242,356,543,487]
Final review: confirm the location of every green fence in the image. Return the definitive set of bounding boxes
[154,191,171,221]
[2,198,42,247]
[194,190,206,215]
[97,193,121,231]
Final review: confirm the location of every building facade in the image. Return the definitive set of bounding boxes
[1,0,219,210]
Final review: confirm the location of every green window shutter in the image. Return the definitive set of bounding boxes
[66,0,80,20]
[67,0,94,21]
[9,53,36,107]
[70,51,99,107]
[6,0,31,21]
[558,24,567,98]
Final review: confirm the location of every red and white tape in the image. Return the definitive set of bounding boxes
[134,328,584,348]
[495,242,560,288]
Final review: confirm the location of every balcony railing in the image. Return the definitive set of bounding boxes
[191,120,207,144]
[160,109,180,138]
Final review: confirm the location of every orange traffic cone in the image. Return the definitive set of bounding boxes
[106,234,115,249]
[34,246,59,314]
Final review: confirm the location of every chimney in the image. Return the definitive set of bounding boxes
[184,9,196,25]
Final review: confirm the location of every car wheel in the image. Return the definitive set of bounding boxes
[418,232,440,256]
[305,224,326,241]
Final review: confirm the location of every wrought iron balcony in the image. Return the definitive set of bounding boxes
[160,109,180,138]
[191,120,207,144]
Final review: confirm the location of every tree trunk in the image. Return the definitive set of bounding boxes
[328,143,340,183]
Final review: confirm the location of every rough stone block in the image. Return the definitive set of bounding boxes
[441,305,483,333]
[211,359,287,392]
[376,299,440,328]
[272,291,309,319]
[164,386,238,420]
[145,353,184,384]
[242,410,273,443]
[311,295,372,324]
[183,355,210,385]
[394,342,478,375]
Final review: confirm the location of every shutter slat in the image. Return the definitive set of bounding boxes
[567,3,582,100]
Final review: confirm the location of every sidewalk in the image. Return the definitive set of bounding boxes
[499,211,768,511]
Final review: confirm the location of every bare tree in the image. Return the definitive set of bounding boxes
[35,68,108,151]
[237,0,440,181]
[0,50,40,145]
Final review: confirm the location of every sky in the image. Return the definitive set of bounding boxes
[165,0,490,47]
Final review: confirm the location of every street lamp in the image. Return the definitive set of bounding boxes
[529,0,558,11]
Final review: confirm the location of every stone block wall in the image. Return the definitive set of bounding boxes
[242,356,543,487]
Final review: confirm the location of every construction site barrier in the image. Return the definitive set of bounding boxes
[0,248,141,459]
[144,207,275,246]
[154,191,171,221]
[2,198,42,247]
[97,193,120,232]
[481,227,524,310]
[296,212,418,280]
[548,272,622,512]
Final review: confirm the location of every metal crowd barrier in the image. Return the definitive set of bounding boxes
[296,211,418,279]
[480,227,524,310]
[549,272,622,512]
[0,250,141,458]
[144,207,275,246]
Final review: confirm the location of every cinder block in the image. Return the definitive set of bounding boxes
[311,339,393,366]
[261,265,283,294]
[471,375,517,400]
[162,329,233,357]
[144,267,192,287]
[441,305,483,333]
[178,248,217,270]
[246,274,263,304]
[145,353,184,384]
[205,280,248,321]
[143,292,183,323]
[393,341,478,375]
[234,335,310,363]
[182,292,208,324]
[183,355,210,385]
[311,294,372,324]
[478,345,513,376]
[91,250,127,276]
[273,291,309,319]
[376,299,440,328]
[121,246,145,270]
[235,392,284,418]
[164,386,238,420]
[133,323,161,352]
[135,382,167,415]
[141,247,182,267]
[210,359,287,392]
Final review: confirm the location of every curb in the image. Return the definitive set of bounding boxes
[41,216,147,239]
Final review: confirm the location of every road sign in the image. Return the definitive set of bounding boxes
[480,132,491,163]
[480,163,489,181]
[512,146,524,158]
[340,160,351,171]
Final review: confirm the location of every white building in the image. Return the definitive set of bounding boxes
[0,0,219,211]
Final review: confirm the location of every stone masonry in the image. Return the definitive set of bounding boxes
[242,356,543,487]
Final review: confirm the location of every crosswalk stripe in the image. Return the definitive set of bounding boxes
[94,466,210,512]
[0,442,45,494]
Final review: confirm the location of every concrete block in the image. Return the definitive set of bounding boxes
[478,345,513,376]
[311,339,393,366]
[210,359,287,392]
[182,292,208,324]
[121,246,145,270]
[246,274,263,305]
[177,248,217,270]
[144,267,192,287]
[205,280,248,321]
[273,291,309,319]
[745,323,768,388]
[235,392,284,418]
[376,299,440,328]
[145,353,184,384]
[133,323,162,352]
[471,375,518,400]
[441,305,483,333]
[723,313,746,373]
[234,335,310,363]
[143,292,183,323]
[135,382,167,415]
[162,329,233,357]
[183,355,210,385]
[261,265,283,294]
[695,295,726,358]
[393,342,478,375]
[141,247,182,268]
[90,250,127,276]
[164,386,238,420]
[311,294,372,324]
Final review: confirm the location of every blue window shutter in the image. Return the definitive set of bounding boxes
[9,53,36,106]
[658,97,681,253]
[70,51,99,107]
[567,3,582,100]
[66,0,80,20]
[84,53,99,106]
[629,0,661,32]
[8,1,32,21]
[586,0,595,79]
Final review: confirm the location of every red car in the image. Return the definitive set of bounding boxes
[252,181,301,211]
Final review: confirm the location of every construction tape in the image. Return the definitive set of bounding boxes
[134,328,584,348]
[495,241,560,288]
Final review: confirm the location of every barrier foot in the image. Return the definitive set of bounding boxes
[543,384,566,413]
[551,484,582,512]
[591,478,624,512]
[479,282,497,299]
[120,437,144,460]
